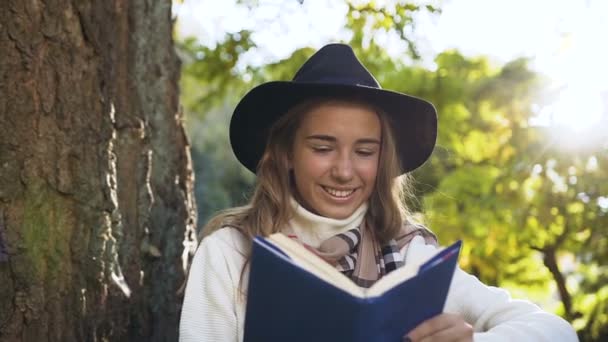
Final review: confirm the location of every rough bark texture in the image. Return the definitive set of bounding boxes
[0,0,197,341]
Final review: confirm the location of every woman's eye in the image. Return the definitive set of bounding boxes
[312,146,332,153]
[356,149,376,156]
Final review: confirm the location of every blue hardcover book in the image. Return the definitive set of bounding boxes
[244,234,462,342]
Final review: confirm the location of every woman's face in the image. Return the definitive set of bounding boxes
[289,101,381,219]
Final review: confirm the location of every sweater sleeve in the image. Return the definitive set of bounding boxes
[404,236,579,342]
[179,232,246,342]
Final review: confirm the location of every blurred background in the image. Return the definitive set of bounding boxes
[172,1,608,340]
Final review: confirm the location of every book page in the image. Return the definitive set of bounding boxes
[267,233,365,297]
[366,258,424,297]
[367,244,449,297]
[266,234,451,299]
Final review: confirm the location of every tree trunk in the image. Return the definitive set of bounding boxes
[0,1,197,341]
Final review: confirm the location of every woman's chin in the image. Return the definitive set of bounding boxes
[315,202,360,220]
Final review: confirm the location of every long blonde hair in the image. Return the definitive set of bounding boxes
[201,97,414,244]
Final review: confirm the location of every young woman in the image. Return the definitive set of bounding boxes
[180,44,578,341]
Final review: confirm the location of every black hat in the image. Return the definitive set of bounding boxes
[230,43,437,174]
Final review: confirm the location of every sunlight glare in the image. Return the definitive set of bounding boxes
[549,87,603,132]
[533,0,608,134]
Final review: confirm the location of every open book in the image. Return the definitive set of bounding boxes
[244,233,461,342]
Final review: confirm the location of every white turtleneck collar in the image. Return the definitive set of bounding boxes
[287,198,368,248]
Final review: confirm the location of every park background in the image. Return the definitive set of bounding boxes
[0,0,606,341]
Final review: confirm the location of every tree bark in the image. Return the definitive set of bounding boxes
[0,1,196,341]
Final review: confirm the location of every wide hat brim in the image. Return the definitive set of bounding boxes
[230,81,437,174]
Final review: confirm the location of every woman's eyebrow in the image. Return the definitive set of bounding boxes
[305,135,380,145]
[356,138,381,145]
[306,134,336,142]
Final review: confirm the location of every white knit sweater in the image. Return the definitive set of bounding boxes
[179,203,578,341]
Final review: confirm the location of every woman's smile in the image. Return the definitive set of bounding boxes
[321,186,357,199]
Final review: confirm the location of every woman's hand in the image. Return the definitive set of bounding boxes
[404,313,473,342]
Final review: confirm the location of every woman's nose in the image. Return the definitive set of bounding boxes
[331,155,354,182]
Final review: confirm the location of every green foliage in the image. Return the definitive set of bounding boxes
[421,49,608,341]
[178,1,607,340]
[187,105,255,226]
[177,32,256,115]
[346,1,440,59]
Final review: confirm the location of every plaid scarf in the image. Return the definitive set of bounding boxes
[285,220,437,288]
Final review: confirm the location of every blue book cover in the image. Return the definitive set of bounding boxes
[244,234,462,342]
